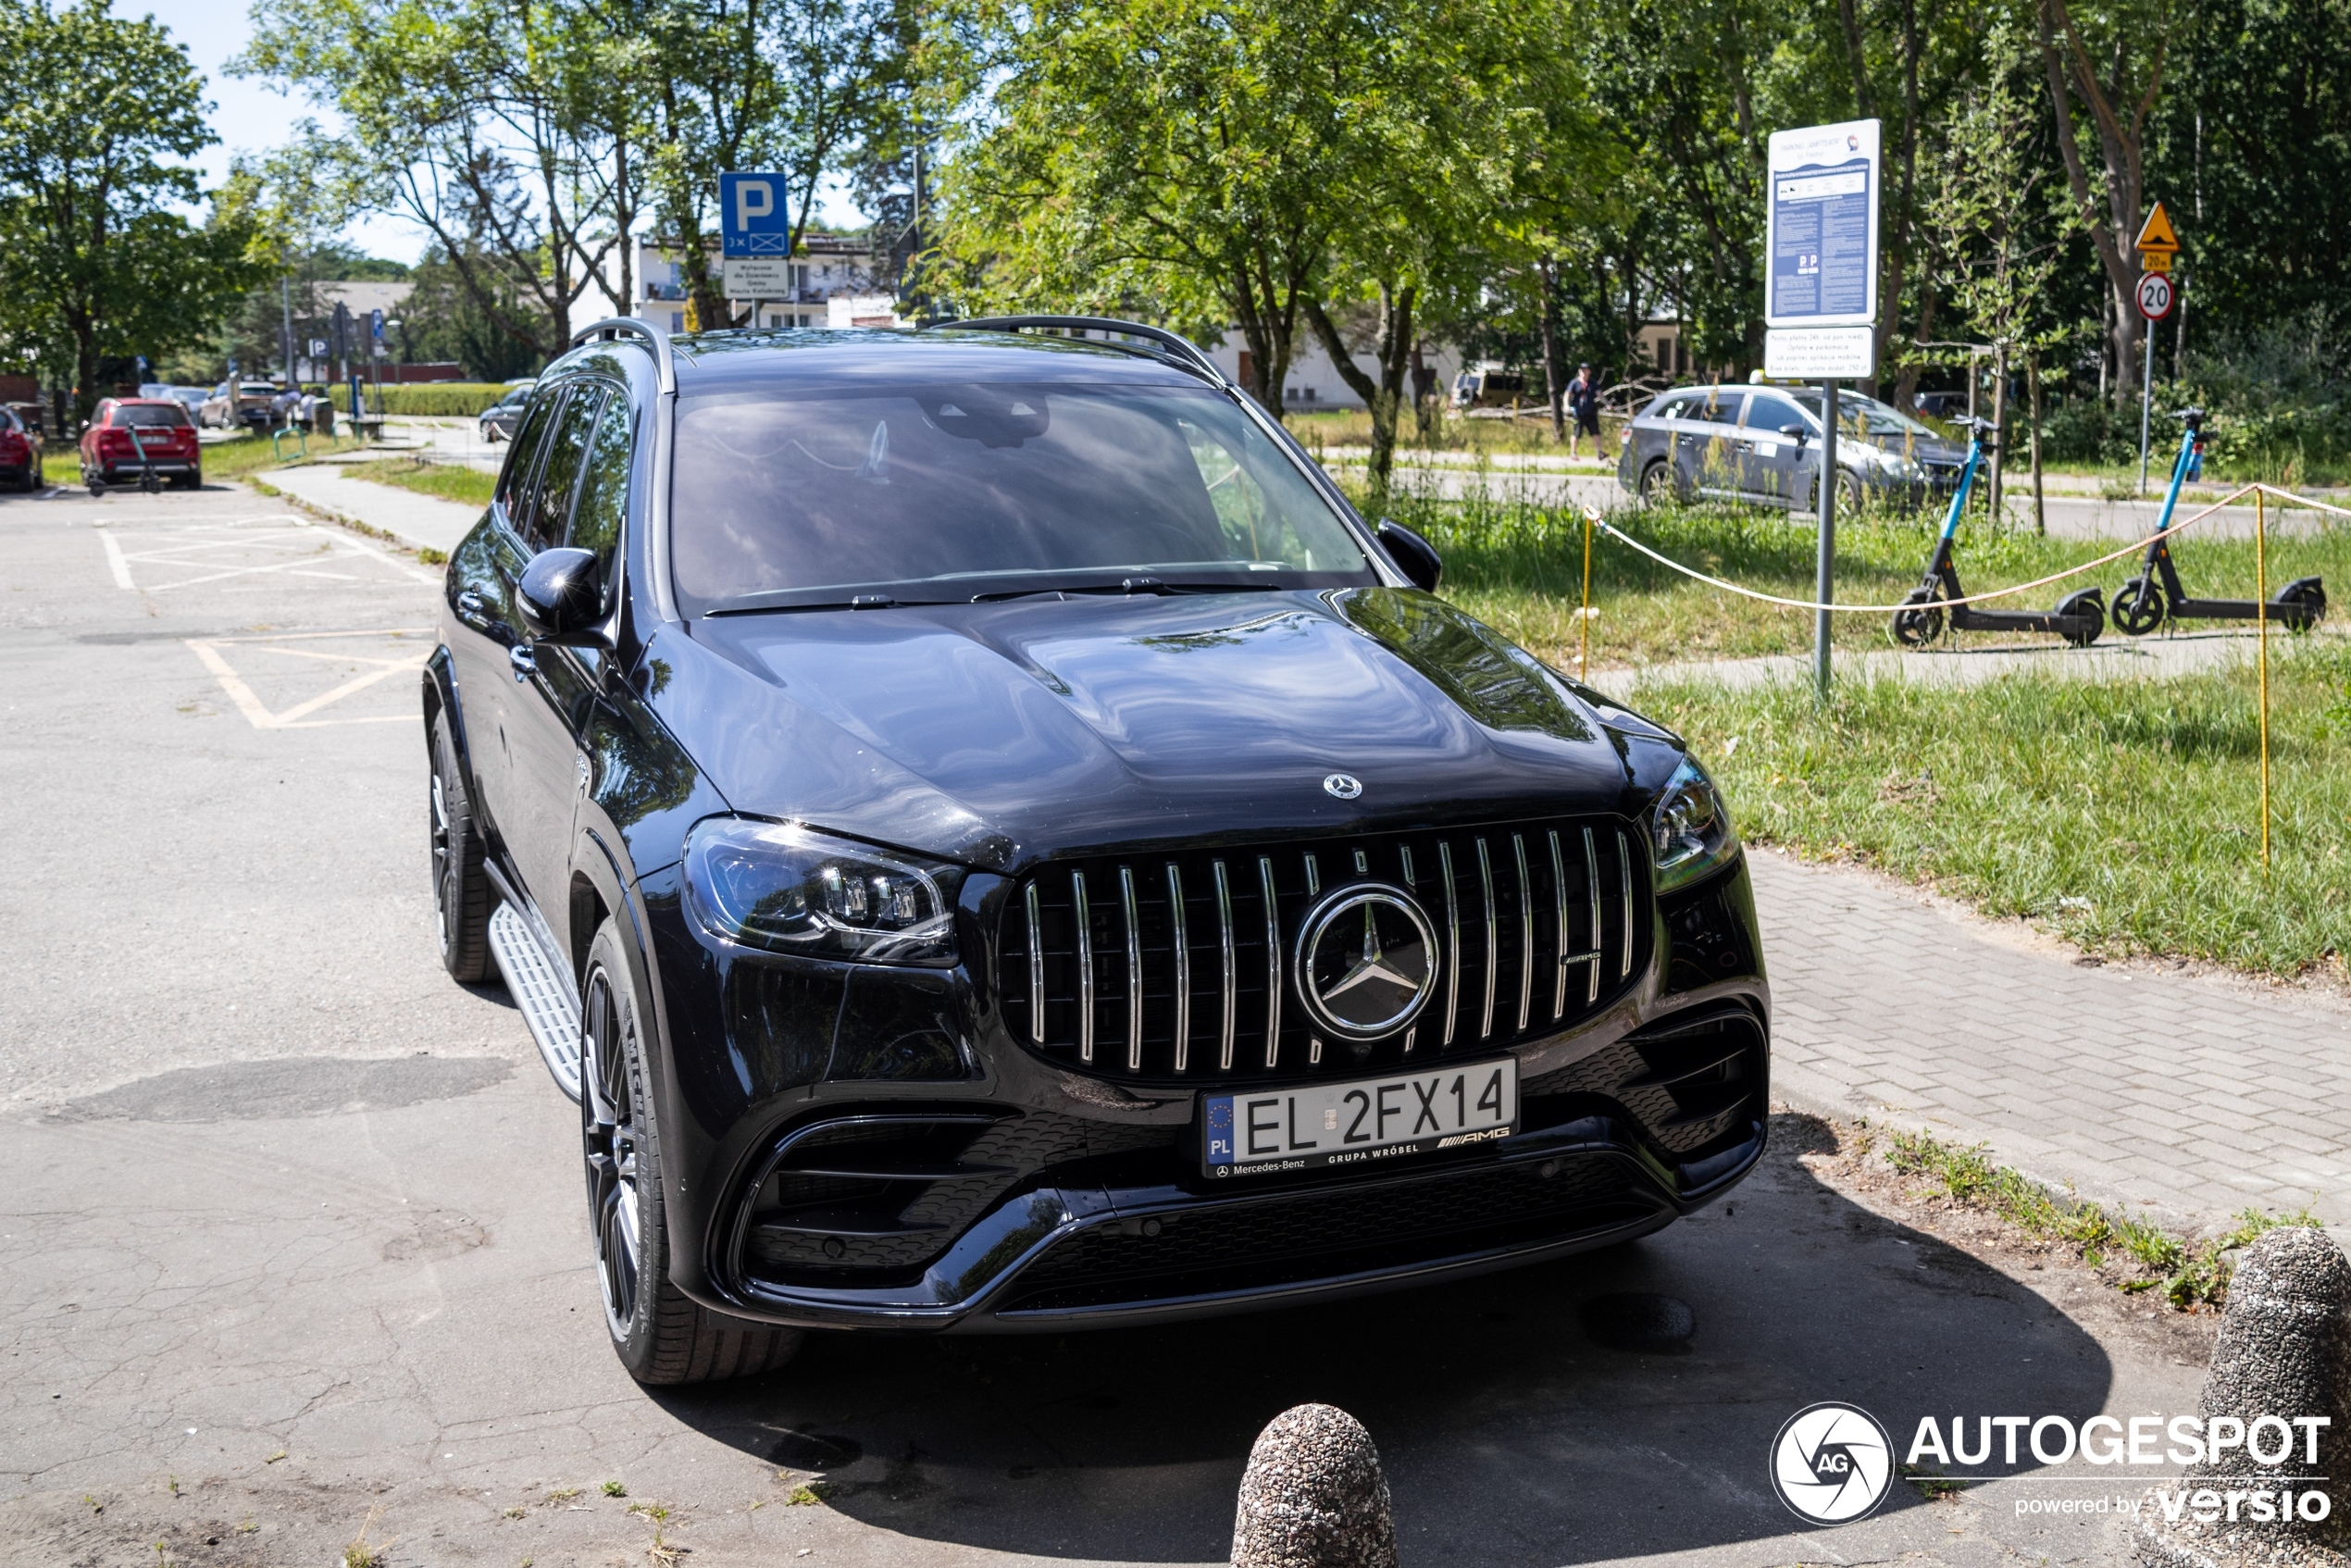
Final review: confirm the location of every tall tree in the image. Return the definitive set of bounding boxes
[2035,0,2172,401]
[0,0,268,421]
[241,0,640,362]
[646,0,899,332]
[941,0,1510,501]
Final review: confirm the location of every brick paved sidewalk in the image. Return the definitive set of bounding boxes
[1748,848,2351,1233]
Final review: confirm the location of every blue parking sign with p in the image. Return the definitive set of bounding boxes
[720,172,792,255]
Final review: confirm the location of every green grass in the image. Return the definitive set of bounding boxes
[41,430,370,488]
[342,457,496,509]
[1290,406,1622,457]
[1881,1125,2323,1308]
[1636,641,2351,974]
[1365,486,2351,675]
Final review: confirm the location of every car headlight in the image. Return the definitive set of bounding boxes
[682,818,962,965]
[1650,756,1740,892]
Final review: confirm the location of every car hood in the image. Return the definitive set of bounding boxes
[656,589,1639,872]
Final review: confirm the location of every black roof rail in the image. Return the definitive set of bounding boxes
[930,315,1225,385]
[570,316,677,395]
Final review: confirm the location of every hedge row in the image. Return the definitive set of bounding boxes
[370,382,521,417]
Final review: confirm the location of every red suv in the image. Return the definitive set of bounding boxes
[80,398,203,493]
[0,407,36,492]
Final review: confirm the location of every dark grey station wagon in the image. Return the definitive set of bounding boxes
[1616,382,1966,511]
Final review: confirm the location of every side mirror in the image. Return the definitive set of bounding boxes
[1777,422,1810,448]
[1375,519,1443,593]
[515,547,606,645]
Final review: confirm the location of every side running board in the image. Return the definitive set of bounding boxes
[487,901,583,1102]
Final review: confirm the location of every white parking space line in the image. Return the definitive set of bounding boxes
[99,529,133,589]
[183,628,434,730]
[98,516,437,591]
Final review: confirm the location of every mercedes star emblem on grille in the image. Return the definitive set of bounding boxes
[1323,773,1363,799]
[1292,884,1440,1040]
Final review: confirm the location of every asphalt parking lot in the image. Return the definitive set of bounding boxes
[4,483,2212,1567]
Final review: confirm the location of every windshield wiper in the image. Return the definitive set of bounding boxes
[974,576,1285,603]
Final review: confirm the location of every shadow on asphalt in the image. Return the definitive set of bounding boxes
[643,1113,2113,1562]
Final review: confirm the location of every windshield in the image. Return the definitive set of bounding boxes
[671,380,1375,614]
[115,404,189,427]
[1787,388,1939,442]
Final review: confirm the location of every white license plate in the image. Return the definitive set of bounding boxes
[1202,1059,1518,1178]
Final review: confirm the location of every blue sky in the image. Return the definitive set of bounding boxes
[125,0,861,268]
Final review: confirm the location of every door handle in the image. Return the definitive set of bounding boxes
[509,644,537,682]
[457,590,485,618]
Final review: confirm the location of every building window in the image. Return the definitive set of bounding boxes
[671,312,685,333]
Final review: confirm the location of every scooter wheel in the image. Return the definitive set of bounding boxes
[2273,578,2325,633]
[2055,587,2105,648]
[1891,587,1944,647]
[2110,577,2164,635]
[87,479,106,498]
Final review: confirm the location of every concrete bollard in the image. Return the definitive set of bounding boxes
[2139,1226,2351,1568]
[1230,1403,1399,1568]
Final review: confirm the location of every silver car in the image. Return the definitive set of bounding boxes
[1615,382,1966,510]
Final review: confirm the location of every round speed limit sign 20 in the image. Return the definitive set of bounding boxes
[2136,271,2175,321]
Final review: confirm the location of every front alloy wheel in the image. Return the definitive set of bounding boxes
[582,964,644,1342]
[576,918,805,1386]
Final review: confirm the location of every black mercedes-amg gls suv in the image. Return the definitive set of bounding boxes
[425,315,1768,1385]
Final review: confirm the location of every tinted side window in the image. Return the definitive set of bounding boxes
[1696,390,1746,426]
[528,387,601,554]
[496,392,562,536]
[567,390,635,568]
[1744,392,1807,432]
[1652,392,1698,421]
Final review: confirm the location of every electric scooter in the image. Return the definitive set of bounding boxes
[1892,417,2106,647]
[2109,408,2324,634]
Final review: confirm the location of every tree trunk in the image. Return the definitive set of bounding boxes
[1987,342,2009,527]
[2028,355,2046,536]
[2035,0,2163,405]
[1306,282,1417,516]
[71,316,98,429]
[1537,258,1566,444]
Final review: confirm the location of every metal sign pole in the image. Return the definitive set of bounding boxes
[1816,378,1838,701]
[2137,325,2155,493]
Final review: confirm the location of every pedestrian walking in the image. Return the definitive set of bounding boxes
[1567,364,1601,457]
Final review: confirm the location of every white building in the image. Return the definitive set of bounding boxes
[1200,333,1464,414]
[628,234,889,332]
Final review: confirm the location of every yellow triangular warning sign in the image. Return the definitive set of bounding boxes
[2135,202,2180,253]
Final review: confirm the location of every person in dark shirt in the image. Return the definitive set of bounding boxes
[1566,364,1601,456]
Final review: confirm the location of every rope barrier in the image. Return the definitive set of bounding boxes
[1580,482,2350,616]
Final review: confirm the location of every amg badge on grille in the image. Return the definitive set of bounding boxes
[1322,773,1362,799]
[1292,885,1439,1040]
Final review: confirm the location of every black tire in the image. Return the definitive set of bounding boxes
[429,714,492,982]
[1891,586,1944,647]
[580,916,806,1386]
[1810,468,1866,513]
[2055,587,2105,648]
[2274,577,2325,633]
[2111,577,2165,636]
[1637,460,1677,504]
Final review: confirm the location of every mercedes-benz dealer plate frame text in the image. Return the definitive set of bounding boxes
[1203,1059,1519,1177]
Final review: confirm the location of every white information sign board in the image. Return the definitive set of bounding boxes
[1763,326,1877,380]
[723,255,794,301]
[1766,119,1882,330]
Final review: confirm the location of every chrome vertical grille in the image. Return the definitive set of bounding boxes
[998,815,1651,1084]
